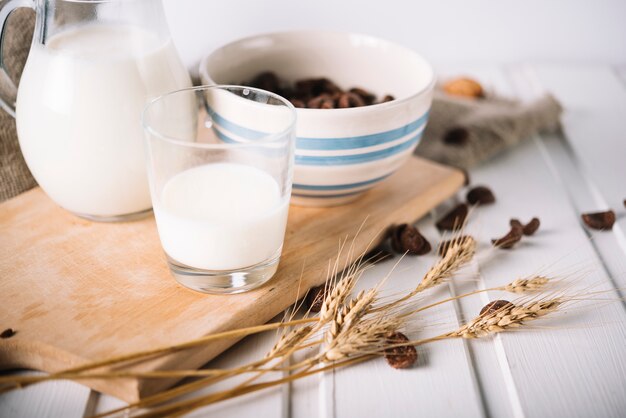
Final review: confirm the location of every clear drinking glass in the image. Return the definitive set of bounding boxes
[142,85,297,294]
[0,0,191,221]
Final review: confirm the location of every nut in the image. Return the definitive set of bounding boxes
[443,77,484,98]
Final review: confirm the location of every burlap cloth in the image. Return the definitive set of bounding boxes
[0,10,562,202]
[0,9,35,202]
[415,90,562,169]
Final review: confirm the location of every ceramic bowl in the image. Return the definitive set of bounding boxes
[200,30,435,206]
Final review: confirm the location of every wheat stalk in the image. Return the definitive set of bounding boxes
[420,235,476,291]
[0,271,553,391]
[266,325,314,359]
[323,316,402,362]
[447,298,562,339]
[138,293,567,418]
[324,289,377,352]
[504,276,550,293]
[318,269,361,325]
[400,275,553,318]
[376,235,476,313]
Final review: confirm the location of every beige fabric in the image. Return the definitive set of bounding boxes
[0,8,36,202]
[415,90,563,169]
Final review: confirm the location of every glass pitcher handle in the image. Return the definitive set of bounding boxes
[0,0,35,118]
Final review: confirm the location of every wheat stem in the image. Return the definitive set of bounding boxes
[132,357,372,418]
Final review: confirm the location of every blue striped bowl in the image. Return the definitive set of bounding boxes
[200,31,435,206]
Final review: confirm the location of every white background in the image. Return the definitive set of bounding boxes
[162,0,626,75]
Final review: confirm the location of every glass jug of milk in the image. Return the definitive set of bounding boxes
[0,0,191,221]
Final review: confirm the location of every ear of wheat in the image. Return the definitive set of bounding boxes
[448,299,562,339]
[504,276,550,293]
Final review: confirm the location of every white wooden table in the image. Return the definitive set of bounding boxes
[2,65,625,418]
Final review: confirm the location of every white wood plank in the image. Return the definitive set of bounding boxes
[529,65,626,213]
[326,216,486,418]
[615,65,626,87]
[468,139,626,417]
[0,371,91,418]
[433,66,535,418]
[507,66,626,291]
[457,66,626,418]
[92,392,127,416]
[288,328,321,418]
[176,319,284,417]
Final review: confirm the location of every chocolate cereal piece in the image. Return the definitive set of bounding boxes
[510,218,541,236]
[246,72,394,109]
[349,87,376,105]
[296,78,341,97]
[306,285,326,313]
[390,224,431,255]
[443,127,469,146]
[581,210,616,230]
[307,95,335,109]
[522,217,541,235]
[436,203,469,231]
[384,332,417,369]
[380,94,395,103]
[0,328,16,339]
[480,300,513,316]
[250,71,280,93]
[491,224,523,249]
[289,98,306,108]
[338,92,366,108]
[466,186,495,205]
[364,246,394,264]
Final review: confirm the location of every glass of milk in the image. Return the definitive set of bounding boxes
[0,0,191,221]
[142,85,297,294]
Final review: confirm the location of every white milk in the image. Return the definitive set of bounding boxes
[16,24,191,217]
[153,163,289,271]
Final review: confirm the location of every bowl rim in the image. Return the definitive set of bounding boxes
[199,29,436,115]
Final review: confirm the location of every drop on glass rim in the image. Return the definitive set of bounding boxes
[142,85,297,294]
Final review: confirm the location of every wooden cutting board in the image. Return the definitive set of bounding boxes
[0,157,463,402]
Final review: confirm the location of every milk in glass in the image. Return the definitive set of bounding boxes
[16,24,191,217]
[153,163,289,271]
